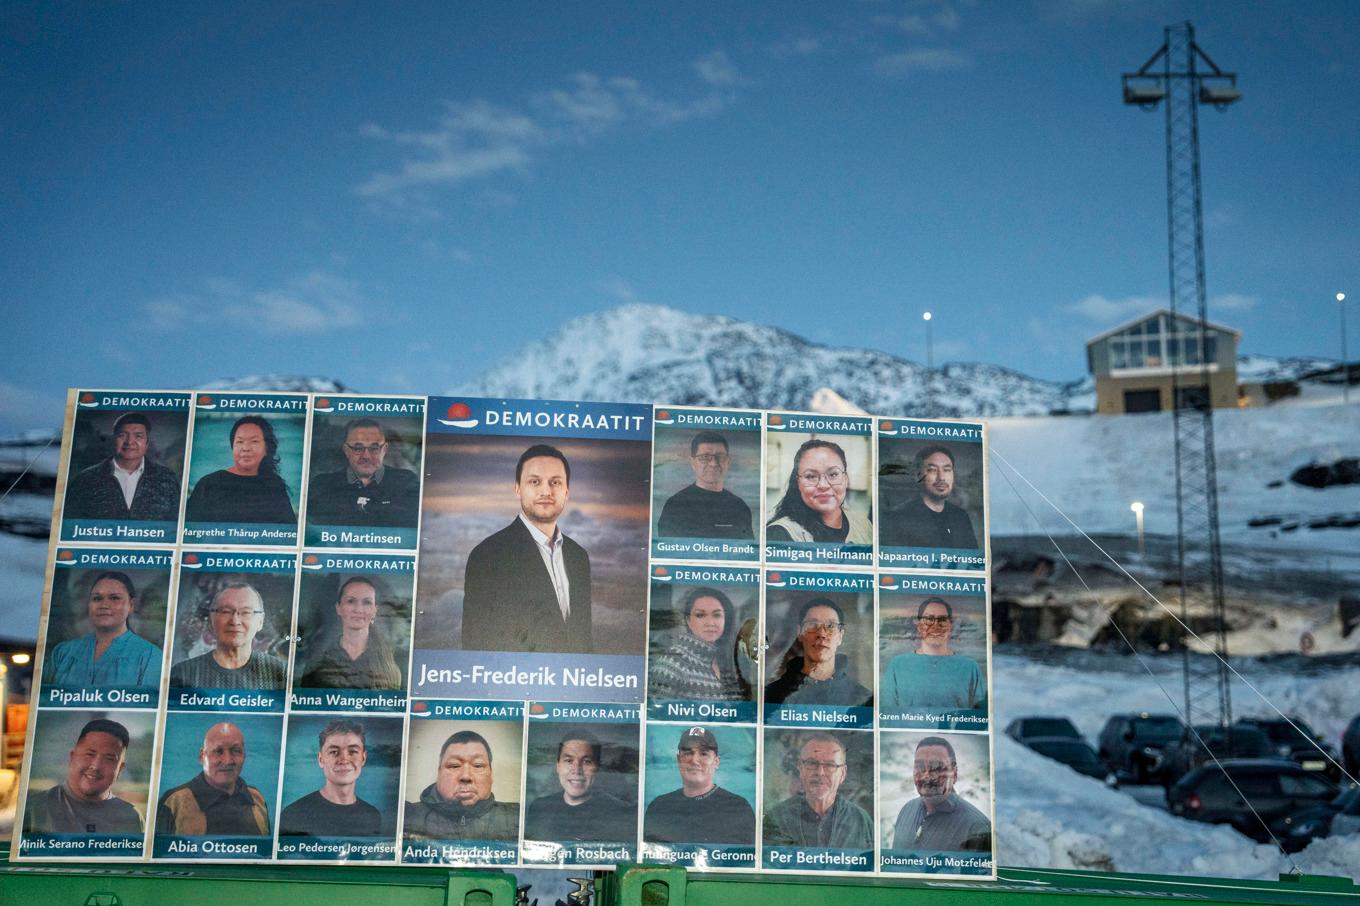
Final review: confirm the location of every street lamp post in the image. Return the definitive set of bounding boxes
[1339,292,1349,405]
[923,311,934,417]
[1130,501,1146,555]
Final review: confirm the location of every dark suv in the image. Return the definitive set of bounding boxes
[1342,713,1360,778]
[1235,716,1341,779]
[1168,759,1338,844]
[1097,713,1184,783]
[1004,716,1082,745]
[1157,725,1273,791]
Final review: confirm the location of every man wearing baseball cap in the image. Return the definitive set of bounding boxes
[643,726,755,845]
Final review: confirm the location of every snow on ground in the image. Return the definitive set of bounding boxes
[993,651,1360,880]
[987,401,1360,556]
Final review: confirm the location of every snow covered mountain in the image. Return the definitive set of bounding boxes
[456,304,1087,417]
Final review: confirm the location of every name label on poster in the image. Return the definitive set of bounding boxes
[19,833,142,857]
[411,652,644,703]
[640,843,757,867]
[400,840,517,865]
[882,850,994,874]
[765,846,872,871]
[63,520,177,542]
[276,837,396,860]
[153,835,269,859]
[290,689,406,712]
[44,686,155,708]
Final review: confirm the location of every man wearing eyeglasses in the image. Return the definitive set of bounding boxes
[879,444,978,550]
[656,431,754,540]
[882,597,985,713]
[169,583,287,690]
[892,736,991,852]
[307,418,420,528]
[764,733,871,849]
[403,730,519,841]
[764,599,872,708]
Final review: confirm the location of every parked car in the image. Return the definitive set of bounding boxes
[1005,716,1083,745]
[1157,724,1273,791]
[1097,713,1184,783]
[1022,736,1117,786]
[1234,716,1341,779]
[1168,758,1338,845]
[1272,783,1360,852]
[1342,714,1360,778]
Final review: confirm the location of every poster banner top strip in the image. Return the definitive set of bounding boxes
[428,396,651,440]
[55,547,174,569]
[651,564,760,587]
[408,699,525,720]
[653,406,762,431]
[767,412,871,436]
[193,392,307,413]
[74,390,191,411]
[311,395,426,416]
[527,701,641,723]
[878,574,987,597]
[878,419,984,442]
[300,551,416,574]
[765,569,874,593]
[180,551,297,572]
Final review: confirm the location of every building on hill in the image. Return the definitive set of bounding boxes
[1086,309,1240,414]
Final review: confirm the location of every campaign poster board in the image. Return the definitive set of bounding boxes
[15,391,994,880]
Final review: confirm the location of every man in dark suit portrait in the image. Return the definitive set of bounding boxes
[460,444,592,653]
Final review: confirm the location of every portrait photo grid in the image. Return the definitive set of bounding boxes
[14,390,994,880]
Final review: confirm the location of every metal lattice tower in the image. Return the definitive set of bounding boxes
[1122,22,1240,729]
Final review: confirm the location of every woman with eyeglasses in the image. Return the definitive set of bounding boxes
[764,598,872,708]
[649,586,750,702]
[299,576,403,690]
[185,415,296,524]
[882,596,986,712]
[765,439,872,545]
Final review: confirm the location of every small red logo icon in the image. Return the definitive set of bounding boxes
[58,550,75,561]
[653,566,668,577]
[769,414,783,425]
[880,575,895,586]
[411,701,429,713]
[184,553,199,564]
[530,703,547,715]
[316,397,331,408]
[198,394,213,405]
[768,572,782,583]
[657,410,670,419]
[447,402,472,419]
[880,420,893,430]
[80,392,96,403]
[304,554,320,565]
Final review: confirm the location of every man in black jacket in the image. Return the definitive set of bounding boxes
[64,412,181,522]
[461,444,592,653]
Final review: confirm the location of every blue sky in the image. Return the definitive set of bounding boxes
[3,1,1357,434]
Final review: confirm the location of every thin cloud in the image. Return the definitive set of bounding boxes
[359,61,737,206]
[1065,293,1165,322]
[883,6,961,36]
[1211,293,1259,312]
[768,36,822,58]
[694,50,740,86]
[598,276,639,303]
[875,47,973,75]
[143,272,372,335]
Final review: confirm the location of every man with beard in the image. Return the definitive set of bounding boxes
[24,719,143,833]
[461,445,593,653]
[524,730,635,842]
[892,736,991,852]
[763,733,871,848]
[764,599,872,709]
[879,444,978,550]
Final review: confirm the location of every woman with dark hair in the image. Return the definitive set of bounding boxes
[300,576,403,689]
[766,439,872,544]
[185,415,296,523]
[648,587,748,701]
[44,570,162,687]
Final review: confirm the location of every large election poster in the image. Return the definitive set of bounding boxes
[14,389,993,880]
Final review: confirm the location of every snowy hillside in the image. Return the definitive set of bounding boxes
[456,304,1085,417]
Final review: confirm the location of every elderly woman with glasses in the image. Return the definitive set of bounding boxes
[765,439,872,545]
[882,596,986,712]
[765,597,872,708]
